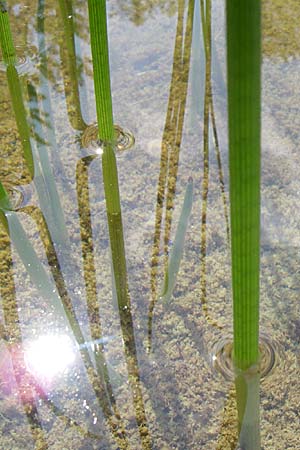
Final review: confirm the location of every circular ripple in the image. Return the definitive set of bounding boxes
[114,124,135,152]
[5,184,32,211]
[211,333,279,381]
[82,124,135,155]
[81,124,103,153]
[0,46,39,75]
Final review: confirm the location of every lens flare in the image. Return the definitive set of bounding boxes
[24,334,76,382]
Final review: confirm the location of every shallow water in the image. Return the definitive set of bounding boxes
[0,0,299,449]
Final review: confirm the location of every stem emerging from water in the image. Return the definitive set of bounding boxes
[226,0,261,372]
[226,2,261,447]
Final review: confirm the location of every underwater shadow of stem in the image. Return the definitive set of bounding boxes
[148,0,195,351]
[36,0,74,197]
[198,0,228,330]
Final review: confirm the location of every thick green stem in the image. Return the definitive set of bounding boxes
[226,1,261,371]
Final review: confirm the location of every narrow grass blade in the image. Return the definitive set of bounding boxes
[161,177,193,304]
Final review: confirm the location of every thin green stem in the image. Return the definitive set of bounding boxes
[6,65,35,178]
[0,2,16,65]
[87,0,126,305]
[0,4,34,178]
[87,0,114,142]
[87,3,152,446]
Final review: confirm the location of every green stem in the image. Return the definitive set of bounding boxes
[0,4,34,178]
[87,0,114,142]
[226,1,261,371]
[87,0,127,307]
[6,65,34,178]
[0,2,16,65]
[87,3,152,446]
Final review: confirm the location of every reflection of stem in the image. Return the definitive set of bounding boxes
[37,0,72,197]
[148,0,195,350]
[2,208,117,417]
[199,0,227,330]
[210,96,230,243]
[27,82,69,246]
[199,0,211,312]
[57,0,87,130]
